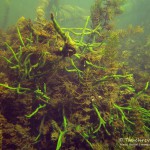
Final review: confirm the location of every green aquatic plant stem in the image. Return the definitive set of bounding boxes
[92,103,110,135]
[136,81,149,98]
[4,43,23,76]
[94,74,133,84]
[113,103,134,125]
[56,113,68,150]
[85,60,105,70]
[79,132,93,149]
[25,104,46,118]
[4,42,44,79]
[51,13,76,48]
[62,24,101,36]
[0,83,30,94]
[75,125,93,149]
[17,26,25,47]
[26,32,33,44]
[109,74,133,80]
[62,22,101,44]
[65,58,83,78]
[92,103,105,133]
[70,58,82,74]
[34,85,50,102]
[5,42,19,63]
[144,81,149,90]
[51,13,66,41]
[4,44,23,74]
[63,110,67,130]
[120,84,135,92]
[51,13,102,54]
[34,116,45,142]
[56,130,67,150]
[1,55,13,64]
[80,16,90,43]
[136,106,150,131]
[62,23,103,53]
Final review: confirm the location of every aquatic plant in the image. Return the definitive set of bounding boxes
[92,103,110,135]
[2,43,37,80]
[0,83,30,94]
[25,104,46,118]
[113,103,134,125]
[0,0,150,149]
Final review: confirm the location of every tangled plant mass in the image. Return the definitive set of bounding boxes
[0,0,150,150]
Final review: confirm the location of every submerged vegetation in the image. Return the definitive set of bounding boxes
[0,0,150,150]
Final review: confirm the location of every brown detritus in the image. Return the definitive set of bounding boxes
[0,114,34,150]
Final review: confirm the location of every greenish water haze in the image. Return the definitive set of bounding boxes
[0,0,38,29]
[0,0,93,29]
[0,0,149,30]
[116,0,150,29]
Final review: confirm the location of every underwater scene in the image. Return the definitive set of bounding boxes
[0,0,150,149]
